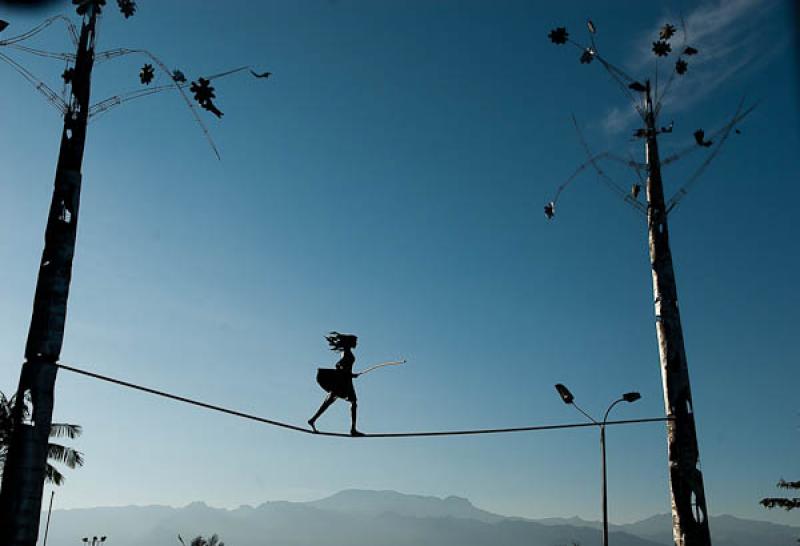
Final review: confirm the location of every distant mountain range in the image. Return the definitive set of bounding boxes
[40,489,799,546]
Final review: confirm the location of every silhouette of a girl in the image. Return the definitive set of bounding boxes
[308,332,363,436]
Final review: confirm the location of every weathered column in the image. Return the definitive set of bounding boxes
[0,5,98,545]
[644,81,712,546]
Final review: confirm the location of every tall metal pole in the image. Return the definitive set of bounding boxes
[43,490,55,546]
[0,5,99,545]
[643,80,712,546]
[600,424,608,546]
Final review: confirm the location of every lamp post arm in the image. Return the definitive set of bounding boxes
[571,401,599,425]
[602,398,625,425]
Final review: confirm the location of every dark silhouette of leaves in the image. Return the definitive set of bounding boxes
[675,58,688,75]
[548,27,569,45]
[117,0,136,18]
[761,498,800,510]
[0,391,84,486]
[579,49,594,64]
[684,46,699,56]
[250,70,272,79]
[694,129,713,147]
[189,534,225,546]
[74,0,106,16]
[544,202,555,219]
[659,23,676,40]
[761,478,799,545]
[139,63,155,85]
[628,81,647,93]
[172,69,187,83]
[190,78,224,118]
[652,40,672,57]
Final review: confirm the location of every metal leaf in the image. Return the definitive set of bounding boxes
[548,27,569,45]
[652,40,672,57]
[659,23,676,40]
[139,63,155,85]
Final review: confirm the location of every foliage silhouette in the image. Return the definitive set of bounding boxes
[0,390,83,485]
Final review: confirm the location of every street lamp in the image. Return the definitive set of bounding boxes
[554,384,641,546]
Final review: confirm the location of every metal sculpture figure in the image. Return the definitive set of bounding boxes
[309,332,363,436]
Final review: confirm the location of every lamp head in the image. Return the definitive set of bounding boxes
[623,392,641,403]
[554,383,574,404]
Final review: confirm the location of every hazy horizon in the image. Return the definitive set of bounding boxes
[38,488,800,528]
[35,489,800,546]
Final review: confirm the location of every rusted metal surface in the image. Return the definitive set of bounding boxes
[0,6,98,546]
[644,82,711,546]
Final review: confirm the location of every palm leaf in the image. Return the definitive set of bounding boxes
[50,423,82,439]
[47,443,84,469]
[45,464,65,485]
[1,390,84,486]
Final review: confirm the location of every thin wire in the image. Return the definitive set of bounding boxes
[661,103,756,167]
[0,51,67,114]
[88,66,257,120]
[54,362,671,438]
[94,47,221,160]
[0,15,77,47]
[89,83,176,119]
[654,15,689,117]
[6,44,75,62]
[571,114,647,215]
[662,102,756,166]
[565,38,643,115]
[357,360,406,376]
[666,100,757,213]
[628,152,646,185]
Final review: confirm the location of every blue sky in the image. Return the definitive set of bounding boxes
[1,0,798,526]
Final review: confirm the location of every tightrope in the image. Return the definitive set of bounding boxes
[55,363,671,438]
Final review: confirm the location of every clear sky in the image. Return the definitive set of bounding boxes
[1,0,798,527]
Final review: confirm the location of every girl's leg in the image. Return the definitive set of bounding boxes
[308,393,336,432]
[349,400,363,436]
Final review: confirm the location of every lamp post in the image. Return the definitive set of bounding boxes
[555,384,641,546]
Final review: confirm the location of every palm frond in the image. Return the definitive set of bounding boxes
[50,423,82,439]
[47,443,85,469]
[45,464,65,485]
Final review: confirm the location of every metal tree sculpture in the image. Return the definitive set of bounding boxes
[545,19,755,546]
[0,3,269,545]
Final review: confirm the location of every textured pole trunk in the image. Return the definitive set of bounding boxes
[644,82,712,546]
[0,7,98,545]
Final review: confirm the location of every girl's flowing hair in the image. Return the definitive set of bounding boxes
[326,331,357,351]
